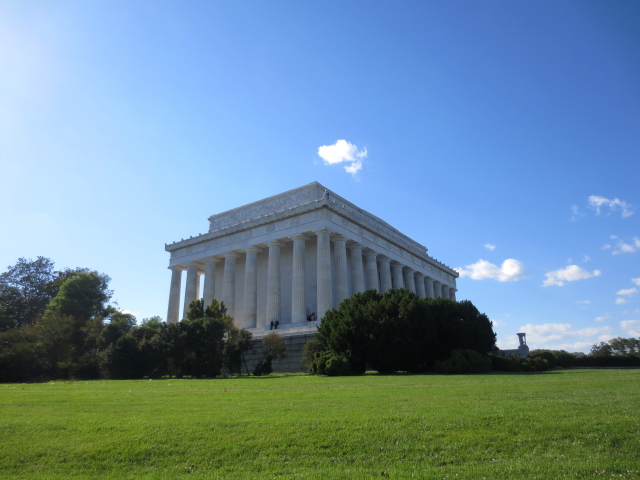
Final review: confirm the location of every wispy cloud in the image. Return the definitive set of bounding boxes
[588,195,633,218]
[542,265,601,287]
[594,314,611,322]
[484,243,496,251]
[620,320,640,337]
[575,300,591,305]
[455,259,525,282]
[616,298,627,305]
[617,287,638,297]
[612,236,640,255]
[570,205,585,222]
[632,278,640,286]
[519,322,612,345]
[317,139,367,178]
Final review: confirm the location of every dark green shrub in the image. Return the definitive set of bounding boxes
[532,351,556,368]
[253,357,273,376]
[488,353,520,372]
[310,351,329,375]
[433,349,492,374]
[326,356,351,376]
[556,352,575,368]
[300,339,324,368]
[532,357,550,371]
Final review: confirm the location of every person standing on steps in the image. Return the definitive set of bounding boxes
[275,320,279,329]
[270,320,274,330]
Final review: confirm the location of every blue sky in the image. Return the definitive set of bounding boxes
[1,1,639,352]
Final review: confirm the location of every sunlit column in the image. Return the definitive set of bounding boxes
[432,280,441,298]
[265,241,283,328]
[167,267,183,324]
[349,243,365,294]
[243,247,260,328]
[222,253,238,320]
[316,229,333,320]
[203,257,219,309]
[392,262,404,289]
[425,276,435,298]
[450,288,457,302]
[291,234,309,323]
[379,256,392,293]
[415,272,426,298]
[182,263,200,319]
[333,235,349,305]
[404,268,416,294]
[364,250,379,291]
[441,284,450,300]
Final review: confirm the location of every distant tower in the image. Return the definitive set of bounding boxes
[517,332,529,358]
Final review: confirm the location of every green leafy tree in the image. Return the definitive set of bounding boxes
[0,257,90,330]
[300,339,324,368]
[590,337,640,357]
[254,332,287,376]
[44,272,113,326]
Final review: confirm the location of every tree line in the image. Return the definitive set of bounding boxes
[0,257,286,382]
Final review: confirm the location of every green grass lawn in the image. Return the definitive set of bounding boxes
[1,369,639,479]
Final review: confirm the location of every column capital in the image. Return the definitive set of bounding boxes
[363,249,379,259]
[266,240,284,247]
[223,252,239,259]
[404,266,414,273]
[331,234,348,243]
[313,228,333,236]
[415,272,425,279]
[168,265,186,271]
[348,242,364,250]
[391,260,404,268]
[378,255,391,263]
[244,246,261,253]
[204,256,220,263]
[289,234,310,241]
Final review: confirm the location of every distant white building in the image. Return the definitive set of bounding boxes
[498,333,530,358]
[164,182,459,338]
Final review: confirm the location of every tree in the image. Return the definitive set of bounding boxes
[44,272,113,327]
[590,337,640,357]
[0,257,91,330]
[300,339,324,369]
[254,332,287,375]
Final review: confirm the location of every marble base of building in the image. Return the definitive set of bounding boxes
[242,332,316,374]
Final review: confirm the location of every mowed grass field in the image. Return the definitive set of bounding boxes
[1,370,639,479]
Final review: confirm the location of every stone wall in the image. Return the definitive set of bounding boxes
[241,333,316,374]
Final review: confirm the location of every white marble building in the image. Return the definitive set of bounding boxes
[165,182,458,337]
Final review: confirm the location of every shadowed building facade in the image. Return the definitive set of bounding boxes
[164,182,459,339]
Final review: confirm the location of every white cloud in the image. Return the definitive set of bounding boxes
[632,278,640,286]
[455,259,525,282]
[612,237,640,255]
[620,320,640,337]
[602,244,612,250]
[519,323,611,345]
[616,298,627,305]
[542,265,601,287]
[549,341,599,352]
[484,243,496,251]
[594,314,611,322]
[575,300,591,305]
[588,195,633,218]
[491,318,505,327]
[583,255,591,262]
[570,205,585,222]
[317,140,367,177]
[617,287,638,297]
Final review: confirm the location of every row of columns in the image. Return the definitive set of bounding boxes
[167,231,457,325]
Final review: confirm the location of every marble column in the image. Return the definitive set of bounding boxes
[333,236,349,305]
[316,229,333,320]
[265,241,282,327]
[242,247,259,329]
[425,276,435,298]
[202,257,219,310]
[392,262,404,289]
[364,250,379,291]
[432,280,441,298]
[404,268,416,293]
[167,267,183,324]
[415,272,426,298]
[291,234,308,323]
[379,256,392,293]
[349,243,365,294]
[450,288,457,301]
[441,284,449,300]
[182,263,200,320]
[222,253,238,319]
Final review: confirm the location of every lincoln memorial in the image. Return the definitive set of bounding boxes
[164,182,459,338]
